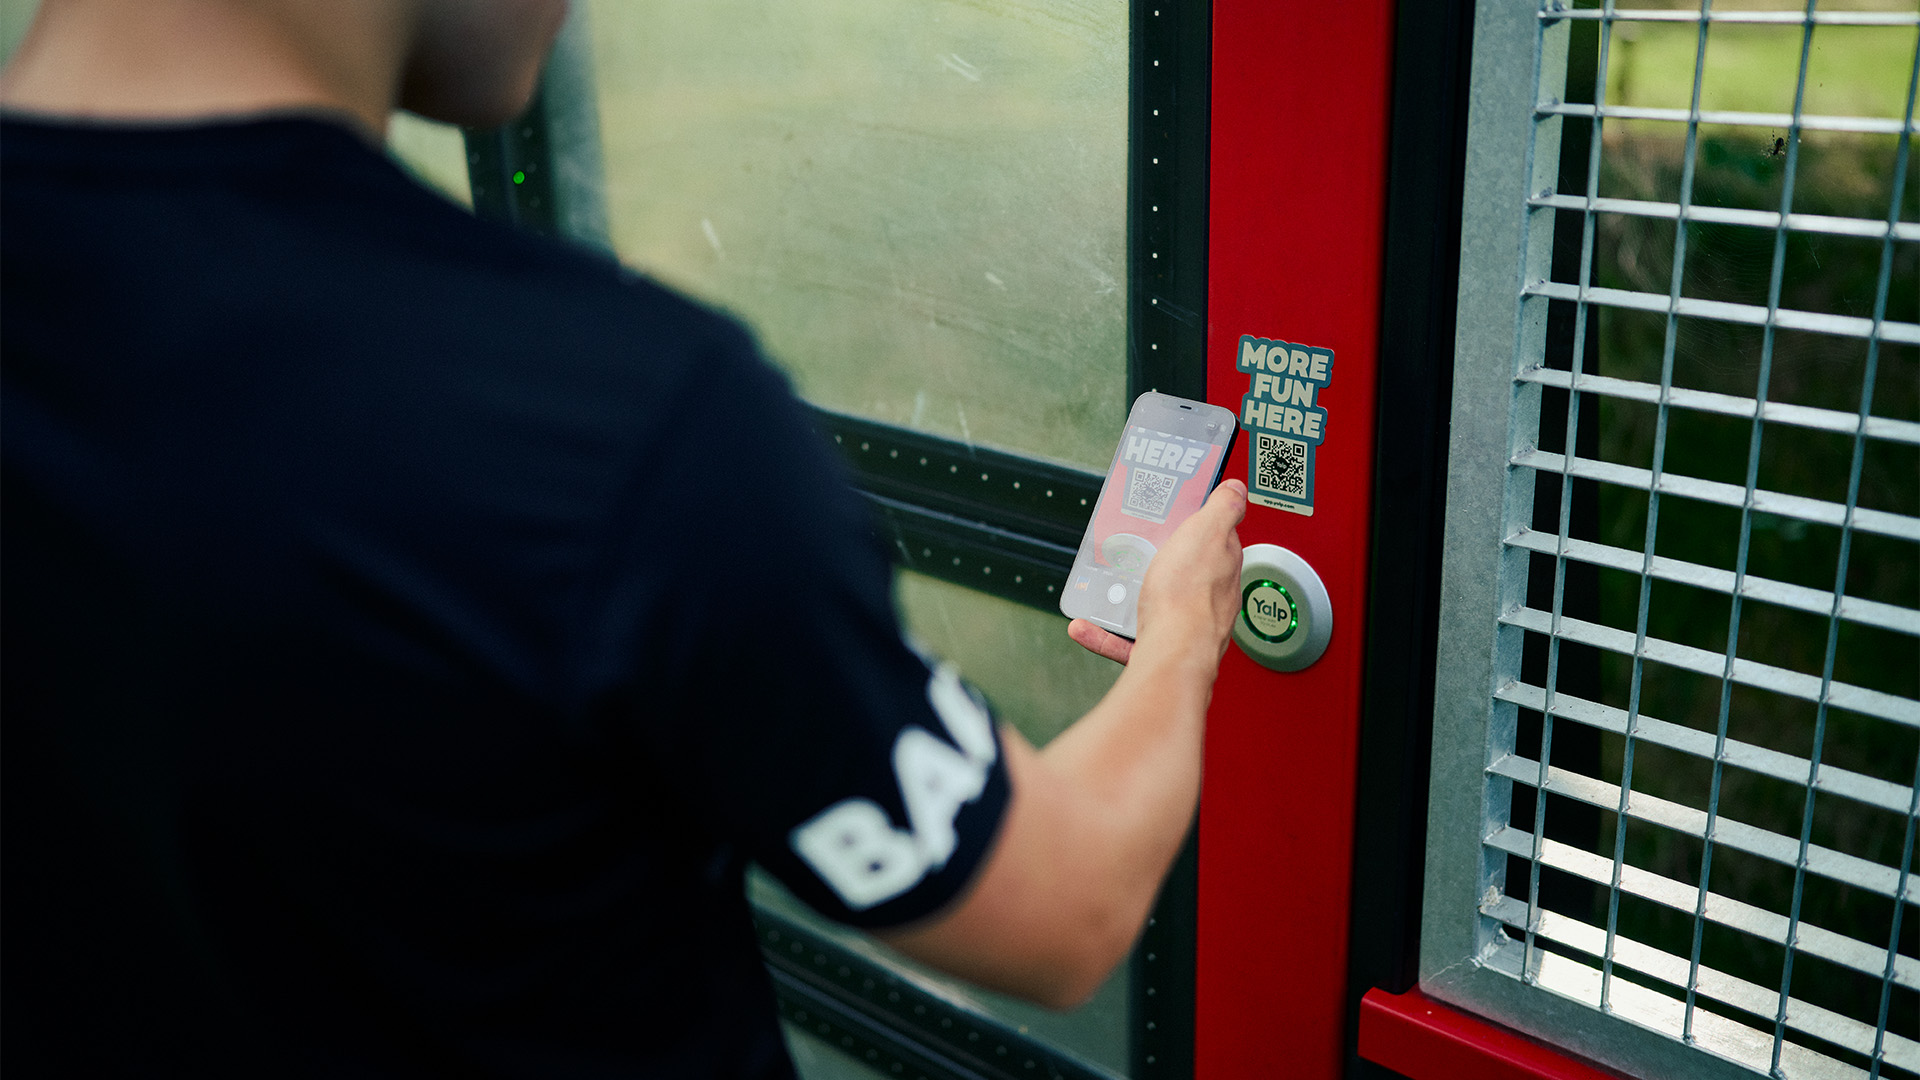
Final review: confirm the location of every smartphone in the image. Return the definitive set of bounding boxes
[1059,391,1239,640]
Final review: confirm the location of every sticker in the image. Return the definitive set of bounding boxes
[1235,335,1333,516]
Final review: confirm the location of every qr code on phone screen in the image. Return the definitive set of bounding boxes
[1255,434,1309,499]
[1124,468,1179,521]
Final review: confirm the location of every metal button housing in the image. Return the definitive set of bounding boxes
[1230,543,1331,671]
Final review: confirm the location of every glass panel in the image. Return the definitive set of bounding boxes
[1,1,36,65]
[386,113,472,208]
[582,0,1129,470]
[756,570,1129,1077]
[895,570,1122,750]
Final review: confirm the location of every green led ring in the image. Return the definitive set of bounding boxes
[1240,579,1297,644]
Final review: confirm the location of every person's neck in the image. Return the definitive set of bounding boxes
[0,0,410,139]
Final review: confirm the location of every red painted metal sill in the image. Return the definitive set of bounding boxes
[1358,987,1628,1080]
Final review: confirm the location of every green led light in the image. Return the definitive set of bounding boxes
[512,170,526,185]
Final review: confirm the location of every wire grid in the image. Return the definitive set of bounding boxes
[1482,3,1920,1077]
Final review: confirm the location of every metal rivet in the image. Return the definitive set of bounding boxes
[1014,575,1023,584]
[952,557,962,566]
[1013,481,1021,489]
[980,472,990,481]
[983,566,992,574]
[860,441,869,451]
[890,449,898,458]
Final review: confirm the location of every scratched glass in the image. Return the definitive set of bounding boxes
[386,113,472,208]
[0,2,34,65]
[583,0,1129,471]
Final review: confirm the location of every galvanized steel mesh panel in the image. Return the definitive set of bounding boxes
[1424,4,1918,1078]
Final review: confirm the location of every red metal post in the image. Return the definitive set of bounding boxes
[1197,1,1396,1076]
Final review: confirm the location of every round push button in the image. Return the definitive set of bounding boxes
[1241,580,1296,643]
[1231,544,1331,672]
[1107,582,1128,605]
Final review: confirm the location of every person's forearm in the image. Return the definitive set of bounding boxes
[880,481,1244,1008]
[880,648,1215,1011]
[1033,639,1217,974]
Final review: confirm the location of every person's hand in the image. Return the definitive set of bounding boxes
[1068,479,1247,666]
[1067,617,1135,665]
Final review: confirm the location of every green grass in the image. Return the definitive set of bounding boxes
[1606,14,1917,122]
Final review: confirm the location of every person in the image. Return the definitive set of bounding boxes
[0,1,1247,1076]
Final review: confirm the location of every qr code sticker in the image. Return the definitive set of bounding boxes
[1256,433,1309,499]
[1123,467,1180,522]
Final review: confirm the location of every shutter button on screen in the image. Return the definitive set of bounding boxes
[1107,583,1127,604]
[1232,544,1331,672]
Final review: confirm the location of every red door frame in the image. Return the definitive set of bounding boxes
[1198,2,1396,1074]
[1196,4,1615,1078]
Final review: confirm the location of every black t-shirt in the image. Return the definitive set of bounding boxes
[1,114,1011,1078]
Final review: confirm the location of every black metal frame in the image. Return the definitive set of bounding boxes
[463,2,1211,1076]
[1125,5,1211,1075]
[465,87,559,238]
[756,909,1111,1080]
[1342,0,1475,1078]
[811,410,1097,612]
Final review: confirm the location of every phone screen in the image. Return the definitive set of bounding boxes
[1060,392,1238,639]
